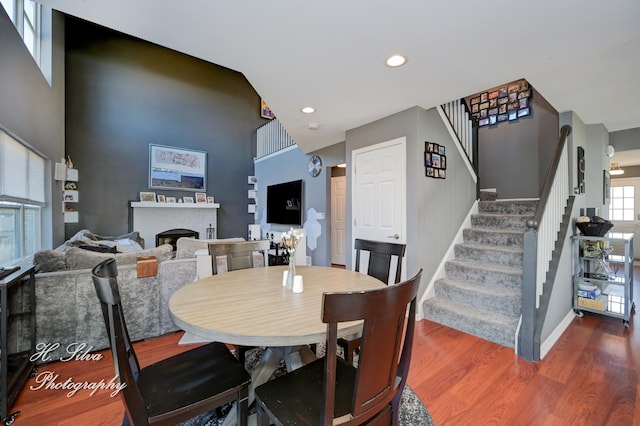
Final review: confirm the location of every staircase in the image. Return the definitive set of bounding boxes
[423,191,538,348]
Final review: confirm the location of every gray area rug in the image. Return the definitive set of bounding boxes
[180,346,434,426]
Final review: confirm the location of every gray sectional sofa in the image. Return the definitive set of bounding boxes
[32,231,244,363]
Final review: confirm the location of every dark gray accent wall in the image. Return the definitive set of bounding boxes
[0,9,66,248]
[612,165,640,179]
[477,88,559,199]
[610,127,640,151]
[64,17,267,240]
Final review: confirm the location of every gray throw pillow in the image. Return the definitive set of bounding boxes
[33,249,67,272]
[66,244,173,270]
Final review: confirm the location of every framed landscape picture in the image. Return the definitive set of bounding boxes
[139,191,156,202]
[149,144,206,191]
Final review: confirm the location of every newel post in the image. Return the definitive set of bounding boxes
[518,219,539,361]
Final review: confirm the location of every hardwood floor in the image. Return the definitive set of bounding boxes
[11,281,640,425]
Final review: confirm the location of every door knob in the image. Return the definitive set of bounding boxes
[387,234,400,240]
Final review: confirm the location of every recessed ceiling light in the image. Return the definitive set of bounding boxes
[301,106,315,114]
[386,54,407,67]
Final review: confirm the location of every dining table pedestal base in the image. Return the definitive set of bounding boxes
[222,344,317,426]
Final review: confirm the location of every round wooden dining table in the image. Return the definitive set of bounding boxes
[169,264,385,347]
[169,265,385,426]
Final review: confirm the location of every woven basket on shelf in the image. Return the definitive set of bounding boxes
[576,221,613,237]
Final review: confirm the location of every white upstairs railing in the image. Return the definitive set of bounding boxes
[440,99,479,198]
[441,99,476,166]
[534,141,569,306]
[256,119,296,159]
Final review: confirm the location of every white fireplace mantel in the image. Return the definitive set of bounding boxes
[130,202,220,247]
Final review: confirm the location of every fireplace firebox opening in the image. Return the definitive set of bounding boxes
[156,228,199,251]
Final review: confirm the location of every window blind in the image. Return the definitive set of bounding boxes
[0,128,46,205]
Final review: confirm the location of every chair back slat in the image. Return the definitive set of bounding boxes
[91,258,147,424]
[354,239,406,285]
[321,269,422,424]
[208,240,270,274]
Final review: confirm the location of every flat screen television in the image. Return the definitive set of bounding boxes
[266,179,303,226]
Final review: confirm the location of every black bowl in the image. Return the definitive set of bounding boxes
[576,221,613,237]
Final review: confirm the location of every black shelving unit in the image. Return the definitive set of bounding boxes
[1,265,36,425]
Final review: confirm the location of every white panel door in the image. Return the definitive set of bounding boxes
[331,175,347,265]
[352,137,406,248]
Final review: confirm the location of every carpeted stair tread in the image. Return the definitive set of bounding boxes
[446,258,522,275]
[434,277,522,317]
[445,258,522,290]
[466,227,525,236]
[454,243,523,268]
[423,298,518,348]
[463,227,526,247]
[478,199,539,215]
[471,213,534,230]
[456,242,523,255]
[479,190,497,201]
[425,195,533,350]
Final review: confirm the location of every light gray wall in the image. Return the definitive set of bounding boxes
[346,106,475,301]
[346,108,419,279]
[585,124,611,217]
[254,142,346,266]
[416,107,476,300]
[0,9,66,248]
[563,113,609,214]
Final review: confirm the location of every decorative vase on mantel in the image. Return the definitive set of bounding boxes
[286,251,296,290]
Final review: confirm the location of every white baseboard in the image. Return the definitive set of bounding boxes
[416,200,478,320]
[540,309,575,359]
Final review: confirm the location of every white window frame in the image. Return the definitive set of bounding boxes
[0,126,46,266]
[609,182,635,222]
[1,0,51,84]
[0,202,41,265]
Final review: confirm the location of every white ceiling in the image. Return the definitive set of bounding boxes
[38,0,640,154]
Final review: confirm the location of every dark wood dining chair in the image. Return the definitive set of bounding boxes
[354,238,407,285]
[208,239,270,363]
[338,238,407,363]
[254,269,422,426]
[208,240,270,274]
[91,258,251,426]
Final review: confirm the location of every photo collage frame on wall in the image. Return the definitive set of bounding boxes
[424,141,446,179]
[469,79,532,127]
